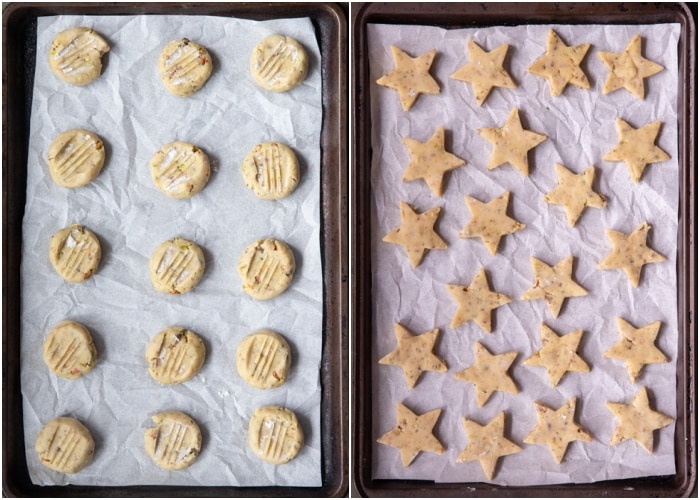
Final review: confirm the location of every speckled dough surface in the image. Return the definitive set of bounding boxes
[248,406,304,464]
[48,224,101,283]
[237,238,295,300]
[48,27,109,86]
[149,238,205,294]
[144,411,202,470]
[158,38,213,97]
[242,142,299,199]
[150,141,210,199]
[237,329,291,389]
[48,129,105,188]
[146,326,206,384]
[35,417,95,474]
[43,321,97,379]
[250,34,308,92]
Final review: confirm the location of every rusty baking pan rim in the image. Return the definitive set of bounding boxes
[351,2,696,497]
[2,2,348,497]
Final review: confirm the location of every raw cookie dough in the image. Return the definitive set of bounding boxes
[146,326,206,384]
[149,238,205,294]
[248,405,304,464]
[603,317,667,382]
[524,323,589,387]
[158,38,212,97]
[450,40,516,106]
[48,27,109,86]
[376,45,440,111]
[35,417,95,474]
[250,34,308,92]
[43,320,97,379]
[236,329,291,389]
[521,255,587,318]
[457,412,522,480]
[524,398,592,464]
[543,163,607,226]
[49,224,101,283]
[453,342,518,407]
[48,129,105,188]
[401,126,465,196]
[457,191,524,255]
[144,411,202,470]
[528,29,591,97]
[598,34,663,100]
[598,221,665,287]
[237,238,295,300]
[446,267,511,333]
[605,387,673,453]
[150,141,210,199]
[603,117,670,183]
[376,402,444,467]
[383,201,447,268]
[242,142,299,200]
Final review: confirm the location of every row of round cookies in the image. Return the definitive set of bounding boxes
[35,26,311,475]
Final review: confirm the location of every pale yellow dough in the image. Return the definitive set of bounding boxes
[150,141,210,199]
[248,406,304,464]
[43,320,97,379]
[237,329,291,389]
[35,417,95,473]
[48,27,109,86]
[242,142,299,200]
[149,238,205,294]
[144,411,202,470]
[250,34,308,92]
[49,224,101,283]
[237,238,295,300]
[48,129,105,188]
[146,326,206,384]
[158,38,213,97]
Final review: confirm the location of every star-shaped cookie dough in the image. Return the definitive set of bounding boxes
[598,221,665,287]
[477,108,547,176]
[383,201,447,268]
[603,118,670,183]
[543,163,607,226]
[457,412,522,480]
[376,46,440,111]
[598,34,664,100]
[524,323,589,387]
[524,398,592,464]
[447,268,511,333]
[377,402,445,467]
[528,29,591,96]
[606,387,673,453]
[402,126,466,196]
[453,342,518,407]
[604,317,667,382]
[521,255,587,318]
[457,192,525,255]
[379,323,448,388]
[450,40,516,106]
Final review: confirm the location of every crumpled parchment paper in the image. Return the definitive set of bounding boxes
[21,14,322,487]
[369,23,679,486]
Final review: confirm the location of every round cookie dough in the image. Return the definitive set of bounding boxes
[49,224,101,283]
[144,411,202,470]
[43,321,97,380]
[158,38,213,97]
[48,129,105,188]
[48,27,110,86]
[236,329,291,389]
[150,141,210,199]
[242,142,299,200]
[237,238,295,300]
[149,238,205,294]
[250,34,308,92]
[146,326,206,384]
[35,417,95,474]
[248,406,303,464]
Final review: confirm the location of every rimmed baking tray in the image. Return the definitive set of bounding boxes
[351,2,696,497]
[2,2,347,497]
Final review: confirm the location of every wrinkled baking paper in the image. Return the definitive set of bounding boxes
[369,23,680,486]
[21,14,322,487]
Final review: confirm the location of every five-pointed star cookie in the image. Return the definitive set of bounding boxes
[544,163,607,226]
[453,342,518,407]
[522,255,588,318]
[524,398,592,464]
[457,412,522,480]
[379,323,448,388]
[402,126,466,196]
[598,34,664,100]
[528,29,591,97]
[450,40,516,106]
[376,45,440,111]
[477,108,547,176]
[383,201,447,268]
[447,268,511,333]
[603,118,670,183]
[457,191,525,255]
[604,317,667,382]
[598,221,665,287]
[377,402,445,467]
[524,323,590,387]
[606,387,673,453]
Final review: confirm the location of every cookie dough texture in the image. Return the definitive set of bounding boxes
[149,238,205,294]
[158,38,213,97]
[35,417,95,474]
[383,201,447,268]
[377,403,444,467]
[48,129,105,188]
[49,224,101,283]
[146,327,206,384]
[376,45,440,111]
[237,329,291,389]
[48,27,109,86]
[43,321,97,379]
[144,411,202,470]
[150,141,210,199]
[250,34,308,92]
[242,142,299,200]
[248,406,303,464]
[237,238,295,300]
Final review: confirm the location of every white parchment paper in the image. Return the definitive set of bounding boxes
[369,23,680,486]
[21,14,322,487]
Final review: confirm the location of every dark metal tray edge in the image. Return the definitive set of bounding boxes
[351,2,697,497]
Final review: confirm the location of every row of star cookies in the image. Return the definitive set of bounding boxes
[377,30,663,111]
[378,386,672,480]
